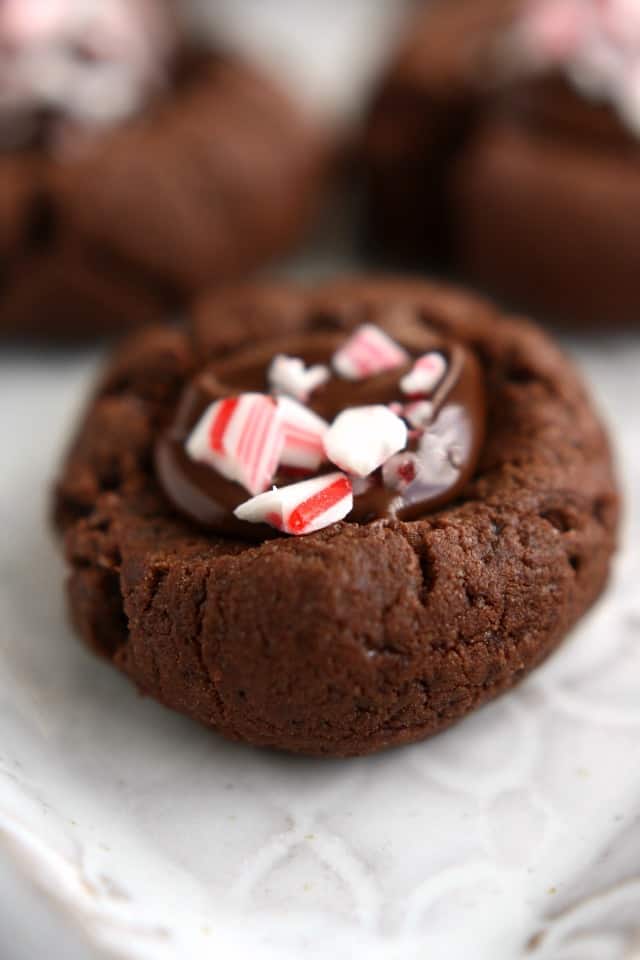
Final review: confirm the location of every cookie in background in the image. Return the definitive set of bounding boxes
[0,0,331,339]
[363,0,640,328]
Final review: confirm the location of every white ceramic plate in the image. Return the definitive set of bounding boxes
[1,3,640,958]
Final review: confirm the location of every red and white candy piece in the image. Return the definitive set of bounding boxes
[186,394,284,496]
[381,452,421,492]
[277,396,329,473]
[234,472,353,536]
[332,324,409,381]
[400,352,447,397]
[268,354,330,403]
[324,405,407,478]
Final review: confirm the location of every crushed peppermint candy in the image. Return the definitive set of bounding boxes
[277,396,329,473]
[186,394,284,497]
[382,452,421,491]
[332,324,409,381]
[162,322,485,540]
[234,472,353,536]
[268,354,330,403]
[0,0,176,150]
[382,405,470,494]
[515,0,640,136]
[400,352,447,397]
[323,405,408,478]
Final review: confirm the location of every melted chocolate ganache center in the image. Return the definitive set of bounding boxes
[156,325,487,540]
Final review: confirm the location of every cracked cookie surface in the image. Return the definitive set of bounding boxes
[54,278,619,755]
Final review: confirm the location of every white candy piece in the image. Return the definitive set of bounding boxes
[323,405,407,478]
[403,400,434,430]
[234,472,353,536]
[400,352,447,397]
[277,396,329,473]
[332,324,409,381]
[268,354,330,403]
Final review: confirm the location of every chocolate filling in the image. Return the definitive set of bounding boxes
[155,328,487,540]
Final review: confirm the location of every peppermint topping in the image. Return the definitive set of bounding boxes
[0,0,176,151]
[515,0,640,135]
[332,324,409,381]
[234,472,353,536]
[400,352,447,396]
[277,396,329,473]
[383,405,471,495]
[403,400,435,430]
[187,394,284,497]
[164,323,485,538]
[323,405,408,479]
[268,354,330,403]
[381,452,421,492]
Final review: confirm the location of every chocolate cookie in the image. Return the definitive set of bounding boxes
[0,1,328,338]
[55,278,618,756]
[364,0,640,327]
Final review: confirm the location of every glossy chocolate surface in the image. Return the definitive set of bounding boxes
[155,327,487,539]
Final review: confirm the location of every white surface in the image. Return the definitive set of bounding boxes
[1,2,640,958]
[0,849,101,960]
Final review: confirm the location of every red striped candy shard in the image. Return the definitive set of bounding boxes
[332,324,409,381]
[400,352,447,397]
[234,472,353,536]
[323,405,407,478]
[277,396,329,472]
[268,354,330,403]
[186,393,284,496]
